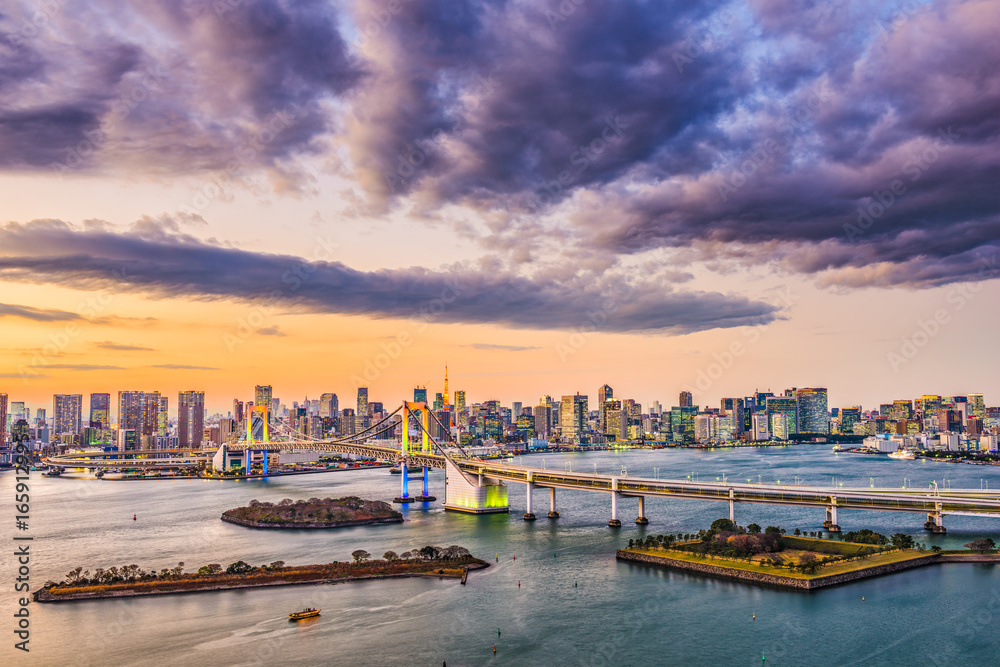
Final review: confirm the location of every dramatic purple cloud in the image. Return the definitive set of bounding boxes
[0,219,780,334]
[1,0,997,291]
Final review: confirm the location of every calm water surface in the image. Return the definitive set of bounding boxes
[3,445,999,666]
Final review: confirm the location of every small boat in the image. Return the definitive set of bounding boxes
[832,445,845,452]
[289,608,320,621]
[888,448,916,460]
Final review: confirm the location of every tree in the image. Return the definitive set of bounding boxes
[628,539,635,548]
[765,526,782,536]
[419,545,440,560]
[269,561,285,570]
[965,538,997,554]
[747,523,761,534]
[711,518,737,533]
[198,564,222,575]
[798,553,819,574]
[226,560,253,574]
[352,550,371,563]
[383,551,399,561]
[890,533,915,549]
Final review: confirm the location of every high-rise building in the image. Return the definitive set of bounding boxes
[918,395,942,419]
[679,391,693,408]
[178,391,205,447]
[158,396,169,436]
[319,393,338,418]
[0,393,7,444]
[12,418,29,443]
[765,397,798,438]
[840,407,862,434]
[559,394,587,443]
[598,384,613,431]
[89,393,110,429]
[356,387,368,431]
[414,387,427,404]
[54,394,83,436]
[356,387,368,416]
[670,405,697,444]
[454,390,466,412]
[603,400,624,440]
[254,385,273,420]
[118,391,160,436]
[339,408,356,435]
[795,388,829,435]
[512,401,523,418]
[721,398,745,436]
[534,404,551,438]
[968,393,986,420]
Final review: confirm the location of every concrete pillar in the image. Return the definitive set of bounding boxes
[925,504,946,533]
[728,488,735,523]
[394,462,413,503]
[524,481,536,520]
[824,497,841,532]
[636,496,648,525]
[548,487,559,519]
[609,491,621,527]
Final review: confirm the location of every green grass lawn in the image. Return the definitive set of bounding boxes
[781,536,877,556]
[625,547,928,579]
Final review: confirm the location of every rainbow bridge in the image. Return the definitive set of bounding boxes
[46,402,1000,534]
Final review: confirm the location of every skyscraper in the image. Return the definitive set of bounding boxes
[254,385,273,420]
[178,391,205,447]
[721,398,745,436]
[0,393,7,444]
[53,394,83,436]
[454,390,466,412]
[598,384,613,432]
[117,391,160,436]
[766,397,798,438]
[968,393,986,420]
[414,387,427,404]
[319,393,339,418]
[89,393,110,429]
[679,391,693,408]
[795,388,829,435]
[534,404,550,438]
[158,395,169,436]
[560,394,587,443]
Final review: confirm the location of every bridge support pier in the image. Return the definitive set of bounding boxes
[548,487,559,518]
[824,503,840,532]
[414,466,436,502]
[636,496,648,525]
[609,492,621,527]
[524,481,536,520]
[394,462,414,503]
[924,510,946,534]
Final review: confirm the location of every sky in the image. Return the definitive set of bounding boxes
[1,0,998,416]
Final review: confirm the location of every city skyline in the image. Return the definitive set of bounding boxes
[1,0,998,411]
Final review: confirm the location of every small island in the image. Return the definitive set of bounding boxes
[34,545,488,602]
[617,519,999,590]
[221,496,403,529]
